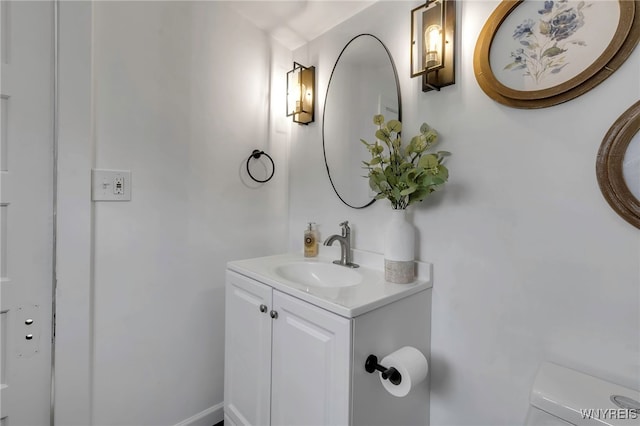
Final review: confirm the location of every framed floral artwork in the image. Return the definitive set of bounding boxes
[596,100,640,228]
[474,0,640,108]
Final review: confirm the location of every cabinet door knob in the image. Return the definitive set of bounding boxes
[259,304,268,313]
[270,310,278,319]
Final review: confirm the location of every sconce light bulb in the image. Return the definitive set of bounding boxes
[288,83,304,113]
[424,24,442,68]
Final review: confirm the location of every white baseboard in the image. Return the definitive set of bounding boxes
[174,402,224,426]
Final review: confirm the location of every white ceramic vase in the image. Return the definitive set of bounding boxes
[384,208,416,284]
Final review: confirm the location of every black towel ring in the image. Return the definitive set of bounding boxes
[246,150,275,183]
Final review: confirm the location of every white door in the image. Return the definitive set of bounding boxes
[224,271,272,426]
[271,290,352,426]
[0,1,54,424]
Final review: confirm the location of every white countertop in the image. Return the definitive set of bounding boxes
[227,248,432,318]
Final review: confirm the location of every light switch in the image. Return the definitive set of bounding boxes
[92,169,132,201]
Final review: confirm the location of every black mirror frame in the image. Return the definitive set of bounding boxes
[322,33,402,209]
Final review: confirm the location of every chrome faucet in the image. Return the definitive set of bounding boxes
[323,221,359,268]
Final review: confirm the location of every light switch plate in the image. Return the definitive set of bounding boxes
[91,169,132,201]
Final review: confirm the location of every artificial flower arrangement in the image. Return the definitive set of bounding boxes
[361,114,451,209]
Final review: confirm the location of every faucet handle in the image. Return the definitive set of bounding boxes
[339,221,350,236]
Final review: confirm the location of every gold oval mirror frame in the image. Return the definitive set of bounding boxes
[474,0,640,109]
[596,100,640,228]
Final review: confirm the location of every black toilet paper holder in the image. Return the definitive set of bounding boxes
[365,354,402,385]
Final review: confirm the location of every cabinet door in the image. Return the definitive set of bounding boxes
[271,291,352,426]
[224,271,272,426]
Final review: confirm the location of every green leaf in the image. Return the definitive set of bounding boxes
[385,171,395,183]
[420,123,431,134]
[424,130,438,146]
[369,176,379,192]
[437,165,449,180]
[542,45,566,58]
[370,157,381,165]
[400,186,417,196]
[400,162,413,171]
[420,174,436,186]
[375,128,391,143]
[373,114,385,125]
[418,154,439,169]
[387,120,402,133]
[391,187,402,200]
[408,188,428,204]
[405,143,414,156]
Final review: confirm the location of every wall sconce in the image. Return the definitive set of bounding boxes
[410,0,456,92]
[286,62,315,125]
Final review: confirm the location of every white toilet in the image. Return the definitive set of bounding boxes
[525,362,640,426]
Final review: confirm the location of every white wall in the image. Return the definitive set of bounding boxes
[289,1,640,425]
[57,2,290,424]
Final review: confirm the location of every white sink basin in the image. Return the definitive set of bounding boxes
[228,253,433,317]
[274,261,362,288]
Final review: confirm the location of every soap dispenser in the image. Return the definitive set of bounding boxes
[304,222,318,257]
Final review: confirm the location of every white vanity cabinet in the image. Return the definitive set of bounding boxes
[224,254,432,426]
[224,270,351,426]
[223,271,272,426]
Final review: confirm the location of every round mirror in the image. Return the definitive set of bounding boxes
[596,100,640,228]
[323,34,401,209]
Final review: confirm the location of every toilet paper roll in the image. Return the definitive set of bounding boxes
[379,346,428,397]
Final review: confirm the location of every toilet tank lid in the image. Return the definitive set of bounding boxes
[530,362,640,426]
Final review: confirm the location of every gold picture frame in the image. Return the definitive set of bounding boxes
[596,100,640,229]
[474,0,640,108]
